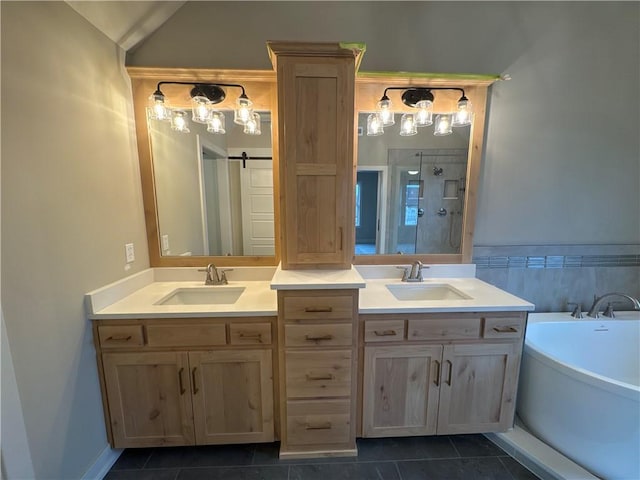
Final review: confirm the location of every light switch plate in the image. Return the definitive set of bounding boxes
[161,234,170,252]
[125,243,135,263]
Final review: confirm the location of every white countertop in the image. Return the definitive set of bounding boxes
[86,264,534,320]
[358,277,534,314]
[270,264,366,290]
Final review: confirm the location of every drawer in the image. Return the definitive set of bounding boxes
[283,295,353,321]
[483,315,525,339]
[286,399,351,446]
[286,350,352,398]
[285,323,352,347]
[407,317,481,341]
[146,324,226,347]
[364,320,405,342]
[97,325,144,348]
[229,323,272,345]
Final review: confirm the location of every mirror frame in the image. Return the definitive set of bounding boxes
[127,67,279,267]
[353,71,498,265]
[129,67,498,267]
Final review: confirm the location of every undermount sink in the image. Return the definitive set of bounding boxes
[156,287,246,306]
[386,283,471,301]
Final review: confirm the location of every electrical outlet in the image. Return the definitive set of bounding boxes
[161,234,170,252]
[125,243,135,263]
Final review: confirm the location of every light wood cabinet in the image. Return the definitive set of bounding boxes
[277,289,359,458]
[94,318,275,448]
[102,351,195,447]
[361,312,525,438]
[268,42,364,269]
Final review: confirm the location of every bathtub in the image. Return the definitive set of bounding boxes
[517,311,640,480]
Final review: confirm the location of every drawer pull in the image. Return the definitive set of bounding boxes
[305,373,334,381]
[433,360,441,386]
[492,326,518,333]
[305,422,332,430]
[374,330,397,337]
[106,335,132,342]
[178,367,186,395]
[192,367,199,394]
[304,307,333,313]
[239,332,262,339]
[305,334,334,342]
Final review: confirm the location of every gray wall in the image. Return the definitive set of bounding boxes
[129,1,639,311]
[1,2,148,478]
[128,1,639,246]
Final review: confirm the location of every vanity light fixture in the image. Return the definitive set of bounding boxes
[368,86,472,137]
[244,111,261,135]
[147,81,260,135]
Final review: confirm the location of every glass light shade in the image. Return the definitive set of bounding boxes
[366,113,384,136]
[191,95,212,123]
[415,99,433,127]
[399,113,417,136]
[206,111,226,134]
[452,98,473,127]
[147,93,171,121]
[377,97,395,126]
[244,112,261,135]
[234,96,253,125]
[434,114,453,136]
[170,110,190,133]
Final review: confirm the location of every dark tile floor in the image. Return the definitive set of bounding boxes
[106,434,541,480]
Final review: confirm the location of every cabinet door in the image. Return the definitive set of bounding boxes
[102,352,195,447]
[189,349,274,444]
[437,343,520,434]
[277,56,356,268]
[362,345,442,437]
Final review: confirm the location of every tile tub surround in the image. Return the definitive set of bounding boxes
[473,244,640,312]
[105,435,541,480]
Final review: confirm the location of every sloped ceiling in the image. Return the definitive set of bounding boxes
[65,1,185,51]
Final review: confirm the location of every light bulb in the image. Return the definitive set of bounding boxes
[191,95,211,123]
[415,99,433,127]
[399,113,417,136]
[367,113,384,136]
[452,97,473,127]
[244,112,261,135]
[234,95,253,125]
[376,96,395,126]
[147,91,170,121]
[434,114,453,136]
[207,111,226,134]
[170,110,190,133]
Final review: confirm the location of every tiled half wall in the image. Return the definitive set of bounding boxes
[473,244,640,312]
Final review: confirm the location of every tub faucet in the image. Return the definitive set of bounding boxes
[587,292,640,318]
[201,263,233,285]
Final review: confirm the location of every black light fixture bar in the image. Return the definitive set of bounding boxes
[153,81,247,104]
[380,86,467,107]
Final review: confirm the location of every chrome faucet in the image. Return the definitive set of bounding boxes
[587,292,640,318]
[398,261,428,282]
[202,263,233,286]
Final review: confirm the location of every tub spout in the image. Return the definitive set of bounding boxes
[587,292,640,318]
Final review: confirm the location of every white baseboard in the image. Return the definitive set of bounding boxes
[81,446,122,480]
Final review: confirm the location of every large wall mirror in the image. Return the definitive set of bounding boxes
[354,73,497,264]
[129,67,496,267]
[128,68,278,267]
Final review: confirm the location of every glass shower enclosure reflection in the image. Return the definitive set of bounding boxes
[390,149,466,254]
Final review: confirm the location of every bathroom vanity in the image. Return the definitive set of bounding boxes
[89,41,534,458]
[87,265,533,455]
